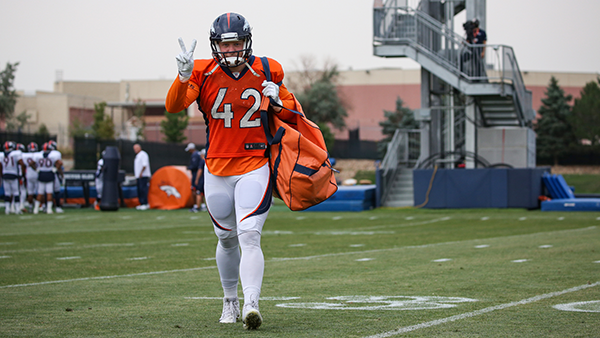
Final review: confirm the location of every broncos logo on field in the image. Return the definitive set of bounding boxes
[160,185,181,199]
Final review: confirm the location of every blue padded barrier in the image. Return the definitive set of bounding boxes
[541,173,600,211]
[555,175,576,199]
[541,198,600,211]
[413,168,549,209]
[303,185,376,212]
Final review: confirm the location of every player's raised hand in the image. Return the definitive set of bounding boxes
[176,37,197,78]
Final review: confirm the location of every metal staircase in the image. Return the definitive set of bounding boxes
[384,168,414,207]
[374,0,536,207]
[373,2,535,127]
[378,129,420,207]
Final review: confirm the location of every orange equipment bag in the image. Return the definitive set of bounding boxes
[259,57,338,211]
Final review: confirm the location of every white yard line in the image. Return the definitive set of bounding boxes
[269,226,597,261]
[364,282,600,338]
[0,266,215,289]
[1,225,596,289]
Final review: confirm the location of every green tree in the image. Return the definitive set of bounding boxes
[92,101,115,140]
[6,110,31,132]
[161,110,189,143]
[35,123,50,138]
[378,96,419,155]
[569,77,600,146]
[534,76,576,165]
[133,99,147,140]
[292,57,348,151]
[69,117,91,138]
[0,62,19,124]
[295,66,348,130]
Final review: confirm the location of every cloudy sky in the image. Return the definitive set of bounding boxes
[1,0,599,93]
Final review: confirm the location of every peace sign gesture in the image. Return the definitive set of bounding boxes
[176,37,197,78]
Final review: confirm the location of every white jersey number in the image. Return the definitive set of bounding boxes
[211,88,261,129]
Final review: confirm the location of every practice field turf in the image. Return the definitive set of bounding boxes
[1,206,599,337]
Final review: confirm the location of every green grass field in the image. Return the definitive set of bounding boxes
[1,205,599,337]
[562,174,600,194]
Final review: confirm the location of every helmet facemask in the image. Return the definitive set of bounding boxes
[211,37,252,68]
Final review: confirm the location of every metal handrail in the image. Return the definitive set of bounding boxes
[374,2,533,123]
[379,128,421,205]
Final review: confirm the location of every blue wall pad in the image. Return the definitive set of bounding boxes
[122,186,138,199]
[303,185,376,212]
[413,168,550,209]
[541,198,600,211]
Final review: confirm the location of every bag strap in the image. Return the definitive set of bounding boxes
[259,57,286,146]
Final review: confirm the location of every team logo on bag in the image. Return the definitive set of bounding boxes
[160,185,181,199]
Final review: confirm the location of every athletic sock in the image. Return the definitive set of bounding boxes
[216,238,241,299]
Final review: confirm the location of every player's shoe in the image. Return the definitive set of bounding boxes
[47,207,53,214]
[218,297,240,324]
[55,207,64,213]
[242,298,262,330]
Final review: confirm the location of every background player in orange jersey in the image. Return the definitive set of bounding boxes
[166,12,297,330]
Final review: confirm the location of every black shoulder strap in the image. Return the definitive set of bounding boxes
[260,56,271,82]
[259,57,285,148]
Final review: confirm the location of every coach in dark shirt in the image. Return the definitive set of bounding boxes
[185,143,206,212]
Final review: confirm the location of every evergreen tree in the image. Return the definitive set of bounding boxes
[378,96,419,155]
[0,62,19,124]
[35,123,50,138]
[92,101,115,140]
[161,110,189,143]
[534,76,576,165]
[569,77,600,145]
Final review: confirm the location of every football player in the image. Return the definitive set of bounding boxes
[94,150,105,210]
[33,142,63,214]
[24,142,40,212]
[166,12,297,330]
[1,141,26,214]
[16,143,28,212]
[47,140,64,213]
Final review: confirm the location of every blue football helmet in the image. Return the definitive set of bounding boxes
[27,142,39,152]
[4,141,16,152]
[209,12,253,68]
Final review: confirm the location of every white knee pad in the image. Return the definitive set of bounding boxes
[238,230,261,250]
[218,236,239,250]
[208,193,234,220]
[237,180,264,209]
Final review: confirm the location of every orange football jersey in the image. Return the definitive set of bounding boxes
[166,56,295,176]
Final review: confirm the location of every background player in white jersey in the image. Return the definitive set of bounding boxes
[94,151,105,210]
[33,142,63,214]
[1,141,26,215]
[47,140,64,213]
[23,142,40,212]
